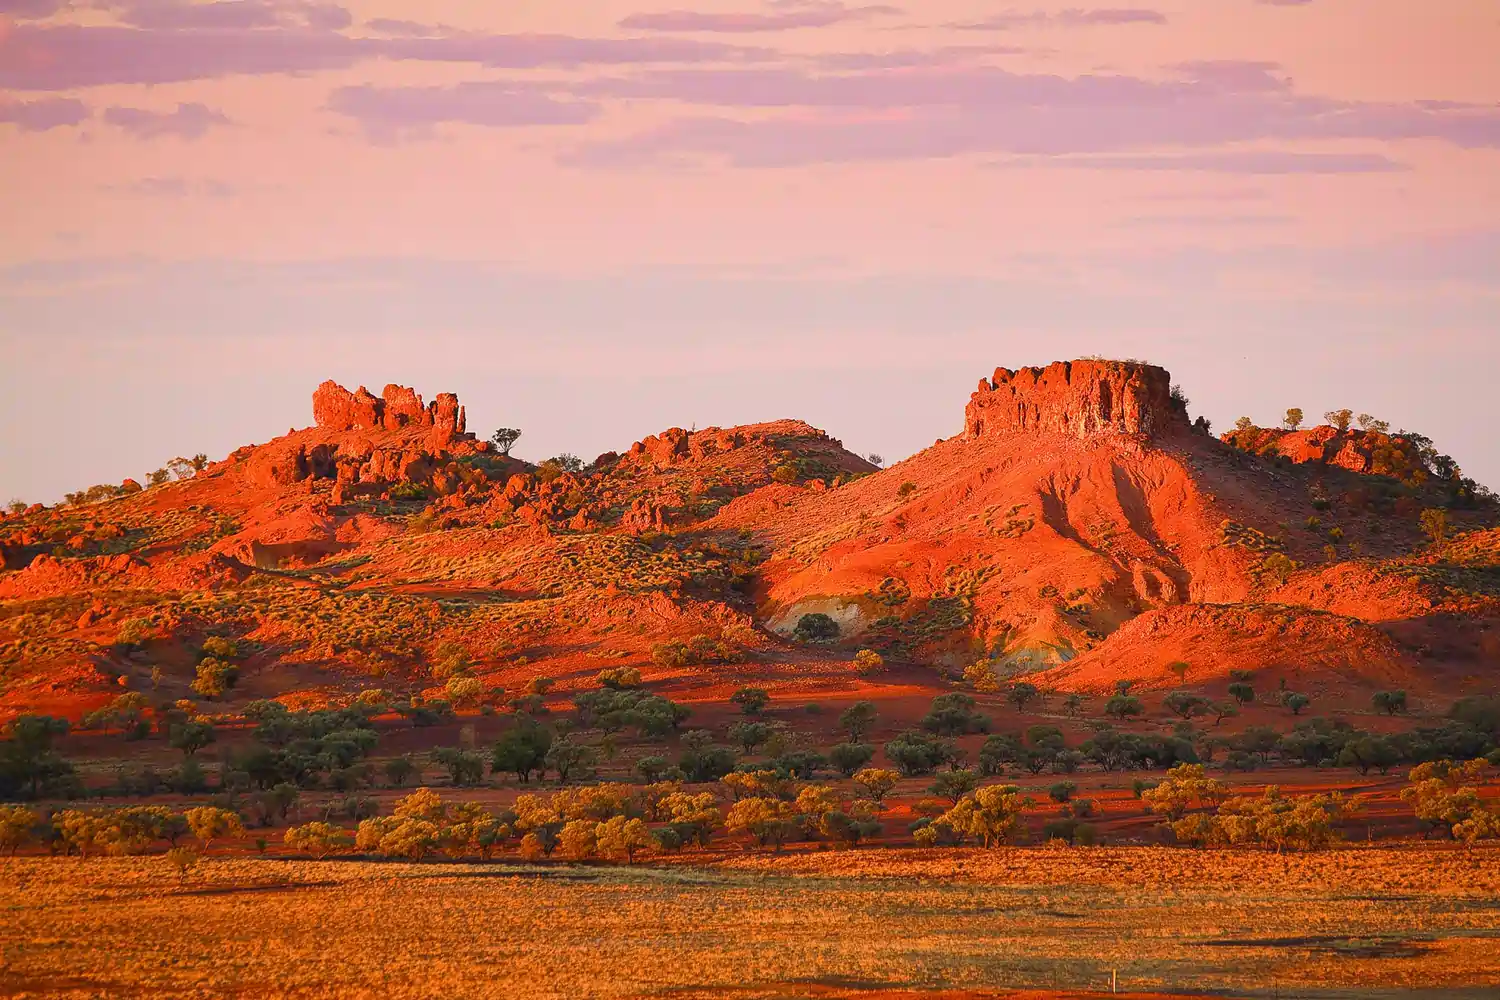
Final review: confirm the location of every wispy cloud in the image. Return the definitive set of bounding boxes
[991,150,1409,174]
[955,8,1167,30]
[103,102,231,138]
[104,176,238,197]
[0,22,770,90]
[620,2,902,33]
[555,63,1500,165]
[0,95,87,130]
[326,82,600,142]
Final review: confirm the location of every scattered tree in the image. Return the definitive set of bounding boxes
[490,428,522,456]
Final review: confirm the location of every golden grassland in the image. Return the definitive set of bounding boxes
[2,847,1498,1000]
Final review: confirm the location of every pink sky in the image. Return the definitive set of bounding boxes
[2,0,1498,500]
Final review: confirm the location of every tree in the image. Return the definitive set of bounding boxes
[730,687,771,716]
[185,806,244,851]
[491,718,553,782]
[921,693,989,736]
[1212,701,1239,727]
[432,747,486,787]
[853,649,885,675]
[725,797,797,849]
[384,755,418,787]
[884,730,955,776]
[793,614,839,642]
[490,428,522,456]
[191,658,237,700]
[596,666,642,690]
[1283,408,1304,431]
[866,453,884,467]
[0,804,38,855]
[839,701,878,741]
[1372,690,1408,716]
[1227,683,1255,706]
[1357,413,1390,433]
[829,742,875,777]
[1166,661,1191,684]
[1163,691,1210,720]
[1325,409,1354,433]
[728,722,772,754]
[0,714,74,799]
[1141,763,1228,822]
[169,720,216,758]
[1284,693,1311,716]
[930,768,980,804]
[285,821,352,859]
[1104,694,1144,720]
[1420,508,1450,548]
[596,816,652,864]
[1006,682,1039,713]
[853,768,900,805]
[937,785,1030,847]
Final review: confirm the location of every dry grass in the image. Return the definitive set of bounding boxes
[3,847,1497,999]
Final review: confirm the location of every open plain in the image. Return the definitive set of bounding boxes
[3,847,1498,1000]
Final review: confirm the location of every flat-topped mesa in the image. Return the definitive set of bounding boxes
[312,380,467,437]
[964,360,1182,441]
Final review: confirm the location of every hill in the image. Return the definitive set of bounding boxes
[1,361,1495,722]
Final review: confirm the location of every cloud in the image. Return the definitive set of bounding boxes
[103,102,231,138]
[112,1,351,31]
[0,95,87,130]
[556,64,1500,166]
[105,176,238,197]
[956,8,1167,30]
[0,0,64,19]
[327,82,600,141]
[0,22,770,90]
[992,150,1410,174]
[620,2,902,33]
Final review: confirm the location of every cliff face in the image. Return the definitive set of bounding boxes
[964,360,1181,441]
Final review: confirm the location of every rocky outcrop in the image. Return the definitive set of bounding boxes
[1221,425,1427,481]
[964,360,1181,441]
[625,420,833,468]
[312,381,467,437]
[241,381,486,489]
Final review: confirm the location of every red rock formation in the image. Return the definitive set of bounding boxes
[965,360,1181,441]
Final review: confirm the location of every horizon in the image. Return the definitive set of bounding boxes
[4,0,1498,501]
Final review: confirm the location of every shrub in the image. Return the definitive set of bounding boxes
[884,730,955,777]
[792,614,839,643]
[730,687,771,716]
[828,742,875,777]
[1048,781,1077,804]
[853,649,885,675]
[191,659,237,700]
[284,821,353,859]
[596,666,642,690]
[1006,682,1039,712]
[853,767,901,804]
[184,806,244,851]
[1373,690,1408,716]
[920,693,989,736]
[164,846,200,879]
[839,700,878,741]
[1227,683,1256,706]
[930,768,979,803]
[1104,694,1144,720]
[728,722,772,754]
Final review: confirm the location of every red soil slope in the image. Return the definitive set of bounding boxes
[1,361,1495,720]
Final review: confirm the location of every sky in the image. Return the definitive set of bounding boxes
[1,0,1498,502]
